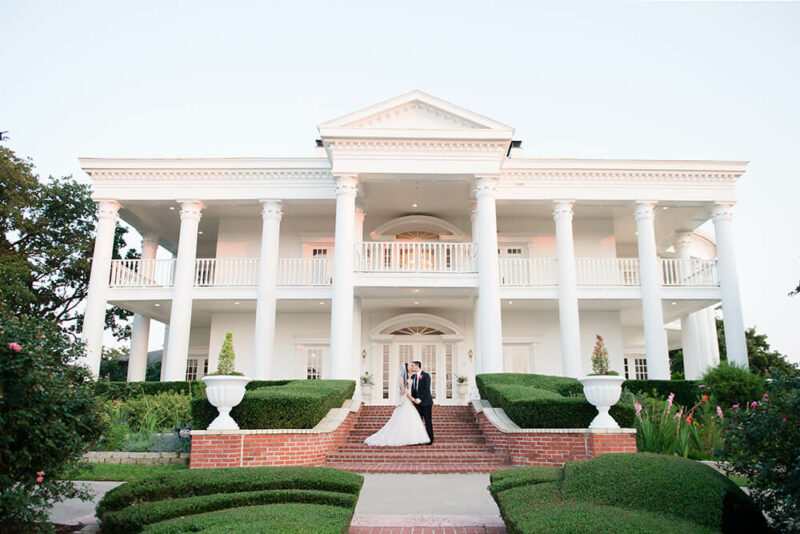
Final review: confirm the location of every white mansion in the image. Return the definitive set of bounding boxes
[81,91,748,403]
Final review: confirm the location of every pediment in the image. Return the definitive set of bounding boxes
[319,90,513,133]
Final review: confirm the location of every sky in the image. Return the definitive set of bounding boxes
[1,1,798,362]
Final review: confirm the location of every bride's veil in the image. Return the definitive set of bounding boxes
[397,363,408,397]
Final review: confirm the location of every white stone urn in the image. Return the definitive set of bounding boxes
[457,381,470,403]
[202,375,250,430]
[578,375,626,429]
[361,383,373,402]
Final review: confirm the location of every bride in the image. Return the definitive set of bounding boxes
[364,363,431,446]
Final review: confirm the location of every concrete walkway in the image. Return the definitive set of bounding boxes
[47,481,123,532]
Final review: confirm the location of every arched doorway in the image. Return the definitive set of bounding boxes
[370,313,465,405]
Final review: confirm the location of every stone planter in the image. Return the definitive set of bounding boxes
[578,375,626,429]
[361,383,374,402]
[457,382,470,402]
[202,375,250,430]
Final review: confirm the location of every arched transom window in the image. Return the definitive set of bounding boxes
[389,326,445,336]
[395,231,439,241]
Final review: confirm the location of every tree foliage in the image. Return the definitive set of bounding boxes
[0,146,135,341]
[716,318,796,377]
[0,302,107,531]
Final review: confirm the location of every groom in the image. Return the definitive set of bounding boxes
[409,360,434,444]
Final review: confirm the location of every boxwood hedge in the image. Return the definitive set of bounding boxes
[476,373,635,428]
[622,379,701,407]
[488,466,562,494]
[94,381,202,401]
[490,453,769,534]
[141,503,354,534]
[191,379,355,430]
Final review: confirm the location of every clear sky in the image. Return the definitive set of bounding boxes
[2,1,798,362]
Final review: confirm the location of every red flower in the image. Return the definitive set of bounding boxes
[35,471,44,484]
[686,414,693,424]
[8,343,22,352]
[701,395,709,403]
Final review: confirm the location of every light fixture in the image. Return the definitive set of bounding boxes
[508,301,513,305]
[234,302,240,305]
[169,206,175,210]
[412,203,418,208]
[414,301,419,305]
[319,301,325,305]
[154,303,161,307]
[634,231,639,235]
[361,349,367,360]
[198,231,204,235]
[412,289,420,293]
[662,206,669,210]
[468,349,473,360]
[672,301,677,306]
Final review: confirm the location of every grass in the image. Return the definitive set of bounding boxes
[729,476,752,487]
[69,462,189,481]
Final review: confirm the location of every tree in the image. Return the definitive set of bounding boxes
[716,319,796,377]
[0,302,107,530]
[99,347,128,382]
[0,146,135,341]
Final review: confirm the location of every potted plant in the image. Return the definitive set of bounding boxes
[201,332,250,430]
[455,374,470,402]
[360,372,374,400]
[578,335,625,429]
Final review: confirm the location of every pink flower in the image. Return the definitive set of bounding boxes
[763,393,768,398]
[634,402,642,416]
[667,392,675,410]
[716,406,724,419]
[783,418,787,422]
[674,410,683,420]
[698,384,706,388]
[750,401,757,408]
[35,471,44,484]
[8,343,22,352]
[732,404,740,409]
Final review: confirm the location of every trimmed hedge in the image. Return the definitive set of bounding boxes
[476,373,635,428]
[97,466,363,516]
[101,489,357,533]
[623,379,701,407]
[489,466,562,494]
[94,381,202,401]
[141,503,354,534]
[491,454,769,534]
[191,379,355,430]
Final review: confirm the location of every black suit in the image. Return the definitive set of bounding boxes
[411,371,434,443]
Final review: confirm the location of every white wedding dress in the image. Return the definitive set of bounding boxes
[364,369,431,447]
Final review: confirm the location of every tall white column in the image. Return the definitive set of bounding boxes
[128,233,159,381]
[160,325,170,381]
[674,232,703,380]
[554,200,582,377]
[164,200,204,381]
[329,175,358,379]
[635,201,670,379]
[475,175,503,373]
[353,206,365,391]
[82,200,121,378]
[470,205,481,372]
[253,200,282,379]
[706,307,721,368]
[712,202,748,368]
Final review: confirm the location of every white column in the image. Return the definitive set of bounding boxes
[475,175,503,373]
[712,202,748,368]
[353,296,363,396]
[127,233,159,382]
[329,175,358,379]
[253,200,282,379]
[705,307,721,368]
[82,200,121,378]
[635,201,670,379]
[164,200,204,381]
[160,325,170,380]
[674,232,703,380]
[554,200,582,378]
[470,205,481,372]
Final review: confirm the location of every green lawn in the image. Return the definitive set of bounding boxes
[729,476,751,487]
[70,462,189,481]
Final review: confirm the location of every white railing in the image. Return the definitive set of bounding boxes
[194,258,259,287]
[661,259,719,287]
[356,242,476,273]
[576,258,640,286]
[278,258,334,286]
[498,258,558,286]
[109,259,176,287]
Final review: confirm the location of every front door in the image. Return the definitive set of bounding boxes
[381,340,454,404]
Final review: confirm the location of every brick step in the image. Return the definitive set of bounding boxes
[346,437,487,445]
[352,420,481,426]
[325,462,510,474]
[347,432,484,440]
[325,452,508,463]
[336,444,495,452]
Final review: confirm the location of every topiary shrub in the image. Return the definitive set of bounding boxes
[717,367,800,532]
[701,362,766,409]
[489,466,562,494]
[208,332,239,375]
[191,380,355,430]
[0,303,107,530]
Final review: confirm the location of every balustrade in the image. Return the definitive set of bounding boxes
[356,242,476,273]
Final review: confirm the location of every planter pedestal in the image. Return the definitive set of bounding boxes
[578,375,626,429]
[202,375,250,430]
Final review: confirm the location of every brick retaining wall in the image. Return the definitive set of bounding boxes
[83,451,190,465]
[189,402,361,469]
[473,402,637,467]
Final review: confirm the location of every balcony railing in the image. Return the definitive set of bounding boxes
[278,258,333,286]
[356,242,476,273]
[109,259,175,287]
[661,258,719,287]
[576,258,641,286]
[195,258,259,286]
[498,258,558,286]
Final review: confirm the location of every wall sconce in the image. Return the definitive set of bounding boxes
[468,349,473,360]
[361,349,367,360]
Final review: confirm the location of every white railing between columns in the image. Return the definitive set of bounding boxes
[498,258,558,286]
[356,242,476,273]
[194,258,259,287]
[576,258,640,286]
[661,258,719,286]
[278,258,334,286]
[109,259,176,287]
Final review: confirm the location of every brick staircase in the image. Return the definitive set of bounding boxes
[325,405,511,473]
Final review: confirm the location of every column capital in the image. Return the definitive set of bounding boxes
[474,175,499,197]
[96,200,122,220]
[177,200,205,222]
[260,199,283,220]
[634,201,658,221]
[333,174,359,196]
[712,201,735,222]
[553,200,575,221]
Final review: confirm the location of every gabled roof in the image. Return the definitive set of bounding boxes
[318,90,514,140]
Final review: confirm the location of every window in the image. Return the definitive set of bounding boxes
[306,348,324,379]
[624,358,630,379]
[185,359,199,381]
[634,358,648,380]
[445,344,453,399]
[382,345,390,399]
[311,248,328,258]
